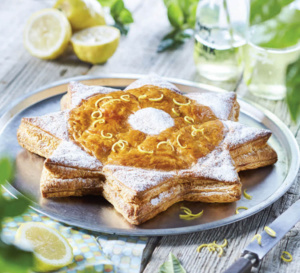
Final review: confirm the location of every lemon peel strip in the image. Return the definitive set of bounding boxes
[281,251,293,262]
[196,240,227,257]
[184,116,194,124]
[101,99,121,108]
[264,226,276,237]
[197,244,209,253]
[138,95,147,101]
[112,140,128,152]
[235,206,248,214]
[101,130,113,139]
[179,207,203,220]
[91,119,105,127]
[138,146,153,154]
[91,110,103,119]
[251,234,262,245]
[243,189,252,200]
[95,96,113,107]
[172,108,180,116]
[177,133,187,149]
[149,94,164,101]
[157,141,175,151]
[120,94,130,102]
[173,98,191,106]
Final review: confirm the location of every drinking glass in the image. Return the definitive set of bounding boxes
[194,0,248,83]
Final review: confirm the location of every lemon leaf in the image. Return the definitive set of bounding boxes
[159,252,186,273]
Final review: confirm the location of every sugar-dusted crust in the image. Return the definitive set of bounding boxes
[16,75,278,225]
[17,111,69,158]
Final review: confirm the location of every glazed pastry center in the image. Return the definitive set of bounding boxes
[128,107,174,135]
[68,85,224,171]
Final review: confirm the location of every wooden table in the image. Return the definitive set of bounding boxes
[1,0,300,272]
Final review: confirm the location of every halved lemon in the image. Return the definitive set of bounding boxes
[71,26,120,64]
[15,222,73,272]
[24,8,72,60]
[54,0,106,31]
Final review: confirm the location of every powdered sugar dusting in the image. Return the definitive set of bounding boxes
[185,148,239,182]
[128,107,174,135]
[223,120,271,148]
[28,111,69,140]
[69,81,119,108]
[49,140,102,170]
[187,92,236,120]
[151,191,172,206]
[103,165,176,192]
[125,74,182,94]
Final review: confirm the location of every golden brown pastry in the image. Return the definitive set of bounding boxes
[17,75,277,225]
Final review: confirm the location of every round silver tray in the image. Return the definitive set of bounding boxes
[0,74,299,236]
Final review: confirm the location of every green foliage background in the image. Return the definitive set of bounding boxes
[0,158,33,273]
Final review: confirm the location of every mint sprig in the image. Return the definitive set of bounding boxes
[158,0,198,52]
[98,0,133,35]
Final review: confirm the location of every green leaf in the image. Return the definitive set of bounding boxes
[159,252,186,273]
[111,0,125,18]
[98,0,133,35]
[98,0,117,7]
[251,7,300,49]
[1,196,30,218]
[157,29,192,52]
[119,8,134,24]
[250,0,294,25]
[167,3,184,28]
[0,242,34,273]
[187,2,198,28]
[0,158,13,185]
[286,57,300,123]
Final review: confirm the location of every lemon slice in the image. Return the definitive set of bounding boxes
[15,222,73,272]
[24,8,72,60]
[71,26,120,64]
[54,0,106,31]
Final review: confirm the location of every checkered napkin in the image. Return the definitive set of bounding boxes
[2,209,148,273]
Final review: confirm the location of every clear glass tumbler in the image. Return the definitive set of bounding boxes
[243,43,300,100]
[194,0,248,83]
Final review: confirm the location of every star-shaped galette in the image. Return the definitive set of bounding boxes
[17,75,277,225]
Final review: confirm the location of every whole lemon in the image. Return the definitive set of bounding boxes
[54,0,106,31]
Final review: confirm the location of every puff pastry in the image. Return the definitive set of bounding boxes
[17,75,277,225]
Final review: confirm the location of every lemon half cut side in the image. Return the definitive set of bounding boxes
[71,26,120,64]
[24,8,72,60]
[15,222,73,272]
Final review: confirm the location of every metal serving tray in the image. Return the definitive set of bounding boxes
[0,74,298,236]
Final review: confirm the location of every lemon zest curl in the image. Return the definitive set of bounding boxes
[264,226,276,237]
[251,234,262,245]
[173,98,191,106]
[235,206,248,214]
[243,189,252,200]
[177,133,187,149]
[149,94,164,101]
[281,251,293,262]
